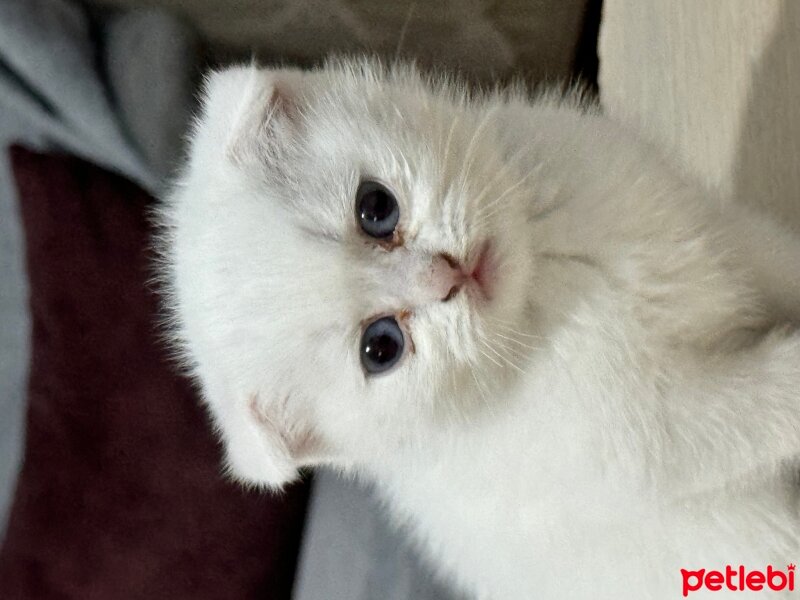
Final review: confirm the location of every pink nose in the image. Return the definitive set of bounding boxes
[430,253,465,301]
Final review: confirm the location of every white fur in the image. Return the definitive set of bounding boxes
[156,58,800,599]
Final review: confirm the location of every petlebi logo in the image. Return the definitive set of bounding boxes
[681,564,795,596]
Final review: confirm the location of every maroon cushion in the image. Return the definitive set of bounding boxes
[0,146,310,600]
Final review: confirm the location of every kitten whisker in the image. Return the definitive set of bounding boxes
[440,113,461,190]
[393,3,416,65]
[492,331,539,352]
[469,142,535,216]
[458,104,502,205]
[448,358,462,419]
[478,336,526,375]
[462,105,499,178]
[489,334,530,367]
[466,358,492,414]
[486,318,543,340]
[472,165,540,226]
[477,346,504,369]
[484,317,544,340]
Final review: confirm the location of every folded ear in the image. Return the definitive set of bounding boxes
[207,388,327,490]
[195,65,306,175]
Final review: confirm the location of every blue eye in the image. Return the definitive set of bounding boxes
[357,181,399,239]
[360,316,405,374]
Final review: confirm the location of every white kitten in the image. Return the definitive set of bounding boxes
[157,59,800,599]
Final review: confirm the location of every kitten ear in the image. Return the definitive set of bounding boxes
[211,389,327,489]
[199,65,306,172]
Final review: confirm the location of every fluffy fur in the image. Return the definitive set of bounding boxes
[157,58,800,599]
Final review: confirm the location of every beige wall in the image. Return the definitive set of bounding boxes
[87,0,588,82]
[600,0,800,227]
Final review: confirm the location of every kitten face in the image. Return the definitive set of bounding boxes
[161,60,535,486]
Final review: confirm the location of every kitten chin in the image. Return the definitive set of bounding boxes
[157,58,800,599]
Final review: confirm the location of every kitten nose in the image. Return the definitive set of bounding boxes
[430,253,465,302]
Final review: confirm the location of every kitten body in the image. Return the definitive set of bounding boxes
[158,60,800,599]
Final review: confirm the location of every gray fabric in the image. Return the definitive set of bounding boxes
[294,470,466,600]
[0,121,35,548]
[0,0,197,542]
[0,0,154,189]
[104,9,198,181]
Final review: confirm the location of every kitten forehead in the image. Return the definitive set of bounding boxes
[291,72,505,255]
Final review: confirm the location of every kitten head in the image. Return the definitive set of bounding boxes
[158,59,535,488]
